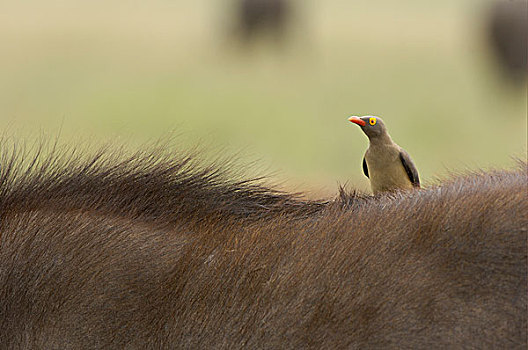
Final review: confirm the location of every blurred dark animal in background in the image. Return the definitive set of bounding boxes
[486,0,528,83]
[0,141,526,349]
[236,0,292,44]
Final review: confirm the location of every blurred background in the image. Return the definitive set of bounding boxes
[0,0,526,195]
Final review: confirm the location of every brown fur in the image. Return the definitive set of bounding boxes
[0,141,526,349]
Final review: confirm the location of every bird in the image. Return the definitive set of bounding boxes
[348,115,420,194]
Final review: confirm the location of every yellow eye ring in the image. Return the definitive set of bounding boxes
[369,117,377,125]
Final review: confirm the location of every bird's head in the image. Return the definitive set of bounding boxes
[348,115,388,139]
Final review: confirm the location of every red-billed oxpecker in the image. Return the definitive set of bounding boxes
[348,115,420,194]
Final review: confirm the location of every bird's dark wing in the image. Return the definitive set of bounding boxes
[362,156,369,178]
[399,151,420,187]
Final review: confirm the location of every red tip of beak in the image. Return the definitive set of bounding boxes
[348,116,366,126]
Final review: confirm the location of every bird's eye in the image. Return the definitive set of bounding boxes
[369,117,377,125]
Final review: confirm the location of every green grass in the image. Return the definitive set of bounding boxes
[0,0,525,195]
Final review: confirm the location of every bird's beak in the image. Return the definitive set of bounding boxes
[348,116,366,127]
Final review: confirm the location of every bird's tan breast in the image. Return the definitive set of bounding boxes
[365,145,413,194]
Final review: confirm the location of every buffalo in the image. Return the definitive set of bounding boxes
[486,0,528,82]
[0,141,526,349]
[235,0,291,44]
